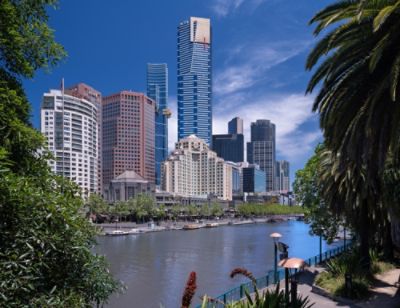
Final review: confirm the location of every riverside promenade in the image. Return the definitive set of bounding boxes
[96,215,305,235]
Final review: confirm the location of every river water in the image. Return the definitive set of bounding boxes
[95,221,341,308]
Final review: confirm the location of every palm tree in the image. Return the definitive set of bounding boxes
[307,0,400,172]
[307,0,400,258]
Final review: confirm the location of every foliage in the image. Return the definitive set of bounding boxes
[237,203,305,217]
[306,0,400,171]
[85,193,108,217]
[0,0,120,306]
[0,166,122,307]
[210,202,224,217]
[315,249,395,300]
[200,268,314,308]
[306,0,400,261]
[315,272,369,300]
[0,0,66,79]
[181,272,197,308]
[293,145,341,243]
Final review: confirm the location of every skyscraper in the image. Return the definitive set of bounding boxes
[65,83,102,194]
[212,134,244,162]
[177,17,212,144]
[102,91,155,198]
[228,117,243,135]
[41,88,98,197]
[247,119,276,192]
[212,117,244,162]
[276,160,290,193]
[147,63,169,185]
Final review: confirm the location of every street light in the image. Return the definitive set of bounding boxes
[279,257,308,305]
[270,232,282,283]
[319,227,325,263]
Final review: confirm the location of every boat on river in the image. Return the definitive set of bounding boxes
[205,223,219,228]
[183,224,201,230]
[105,229,140,236]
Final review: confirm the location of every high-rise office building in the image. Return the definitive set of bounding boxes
[228,117,243,135]
[247,119,276,192]
[41,88,98,197]
[212,117,244,162]
[102,91,155,198]
[65,83,102,193]
[147,63,169,186]
[276,160,290,193]
[177,17,212,144]
[162,135,232,201]
[212,134,244,162]
[242,164,266,194]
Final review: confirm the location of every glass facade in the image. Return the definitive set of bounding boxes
[242,167,266,194]
[212,134,244,162]
[247,120,276,192]
[147,63,168,185]
[177,17,212,145]
[228,117,243,135]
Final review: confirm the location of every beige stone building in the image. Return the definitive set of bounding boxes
[161,135,232,200]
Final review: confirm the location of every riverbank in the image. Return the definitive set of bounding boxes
[96,214,305,235]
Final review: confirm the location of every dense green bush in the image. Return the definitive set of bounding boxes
[315,249,394,300]
[237,204,306,217]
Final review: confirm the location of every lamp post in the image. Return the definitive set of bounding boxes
[319,227,325,263]
[278,258,307,306]
[270,232,282,283]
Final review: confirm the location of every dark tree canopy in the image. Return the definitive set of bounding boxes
[0,1,120,306]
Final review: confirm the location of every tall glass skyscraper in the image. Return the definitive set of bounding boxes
[247,120,276,192]
[177,17,212,145]
[147,63,168,185]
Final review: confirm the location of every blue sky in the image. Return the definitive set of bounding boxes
[24,0,334,184]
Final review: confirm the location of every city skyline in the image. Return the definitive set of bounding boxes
[23,1,333,184]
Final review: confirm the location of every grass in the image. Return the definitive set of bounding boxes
[315,272,370,299]
[315,250,396,300]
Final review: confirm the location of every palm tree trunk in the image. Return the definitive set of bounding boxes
[359,200,371,271]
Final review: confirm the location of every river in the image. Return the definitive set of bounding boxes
[95,221,342,308]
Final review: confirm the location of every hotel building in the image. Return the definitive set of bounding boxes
[161,135,232,200]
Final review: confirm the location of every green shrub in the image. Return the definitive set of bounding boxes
[315,248,395,300]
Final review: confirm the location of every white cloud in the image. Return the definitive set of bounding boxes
[214,40,311,96]
[211,0,265,17]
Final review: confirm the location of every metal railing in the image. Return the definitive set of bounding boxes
[197,243,353,308]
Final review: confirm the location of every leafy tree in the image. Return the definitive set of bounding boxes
[0,0,120,306]
[293,144,341,242]
[210,202,223,217]
[85,193,108,218]
[170,205,182,220]
[155,204,166,220]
